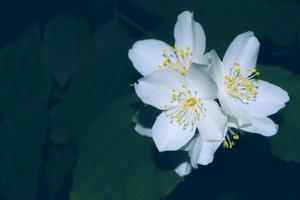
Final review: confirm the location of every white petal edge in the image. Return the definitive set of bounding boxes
[134,69,185,110]
[222,31,260,74]
[218,90,252,127]
[189,134,222,168]
[134,123,152,138]
[174,10,206,64]
[128,39,173,76]
[241,117,278,136]
[174,161,193,177]
[185,63,218,99]
[206,50,224,87]
[240,80,289,117]
[152,110,196,152]
[181,134,197,151]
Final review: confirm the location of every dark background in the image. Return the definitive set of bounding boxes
[0,0,299,199]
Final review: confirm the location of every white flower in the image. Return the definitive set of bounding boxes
[134,64,227,152]
[128,10,207,76]
[134,109,223,175]
[185,134,223,167]
[174,133,223,177]
[207,31,289,136]
[176,130,224,174]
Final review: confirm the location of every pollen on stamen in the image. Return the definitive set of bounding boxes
[234,62,240,67]
[224,63,260,104]
[165,86,207,130]
[233,135,239,140]
[223,140,234,149]
[223,128,240,149]
[159,46,192,74]
[223,141,230,148]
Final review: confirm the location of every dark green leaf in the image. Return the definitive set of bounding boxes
[43,15,90,86]
[49,105,72,144]
[0,24,51,133]
[0,24,51,200]
[70,95,182,200]
[57,21,136,149]
[0,109,49,200]
[45,144,76,199]
[258,65,300,162]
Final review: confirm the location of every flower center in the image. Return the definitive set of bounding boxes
[224,62,260,104]
[164,84,206,130]
[184,98,197,107]
[158,45,193,76]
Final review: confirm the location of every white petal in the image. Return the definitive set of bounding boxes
[128,39,174,76]
[227,116,238,129]
[241,117,278,136]
[134,69,184,110]
[185,63,217,99]
[181,134,197,151]
[197,101,227,141]
[196,141,222,166]
[198,54,210,65]
[206,50,224,86]
[191,18,206,63]
[174,161,193,177]
[223,31,260,74]
[152,110,196,152]
[134,123,152,138]
[218,91,251,127]
[188,135,201,168]
[174,10,206,63]
[189,134,222,167]
[241,80,289,117]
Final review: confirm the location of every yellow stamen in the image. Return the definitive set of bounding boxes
[184,98,197,107]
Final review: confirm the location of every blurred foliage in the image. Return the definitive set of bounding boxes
[70,95,181,200]
[0,0,299,200]
[258,65,300,162]
[43,15,90,86]
[130,0,300,53]
[0,24,51,200]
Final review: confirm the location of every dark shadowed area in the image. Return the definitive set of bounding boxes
[0,0,299,199]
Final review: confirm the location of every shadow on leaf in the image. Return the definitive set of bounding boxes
[166,138,300,200]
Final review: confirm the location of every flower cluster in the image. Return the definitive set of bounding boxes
[128,11,289,176]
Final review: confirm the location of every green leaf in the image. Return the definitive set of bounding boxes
[0,24,51,200]
[43,15,90,86]
[49,105,72,144]
[258,65,300,162]
[45,144,76,199]
[0,24,51,133]
[70,95,182,200]
[44,16,140,198]
[0,109,49,200]
[56,21,136,149]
